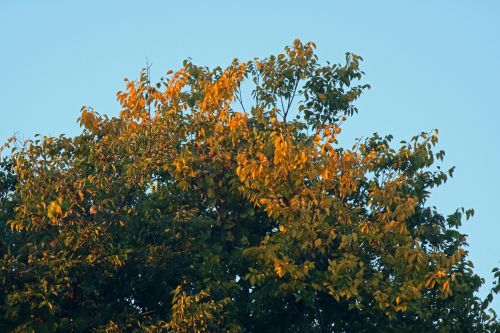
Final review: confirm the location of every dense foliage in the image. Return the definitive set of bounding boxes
[1,40,499,332]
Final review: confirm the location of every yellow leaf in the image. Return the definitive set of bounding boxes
[436,270,446,278]
[274,261,285,278]
[47,200,62,222]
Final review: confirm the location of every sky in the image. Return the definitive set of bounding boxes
[1,0,499,311]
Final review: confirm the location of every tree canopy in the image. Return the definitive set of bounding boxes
[1,40,499,332]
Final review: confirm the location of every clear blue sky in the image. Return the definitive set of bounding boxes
[1,0,499,311]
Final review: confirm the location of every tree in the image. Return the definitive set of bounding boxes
[0,40,498,332]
